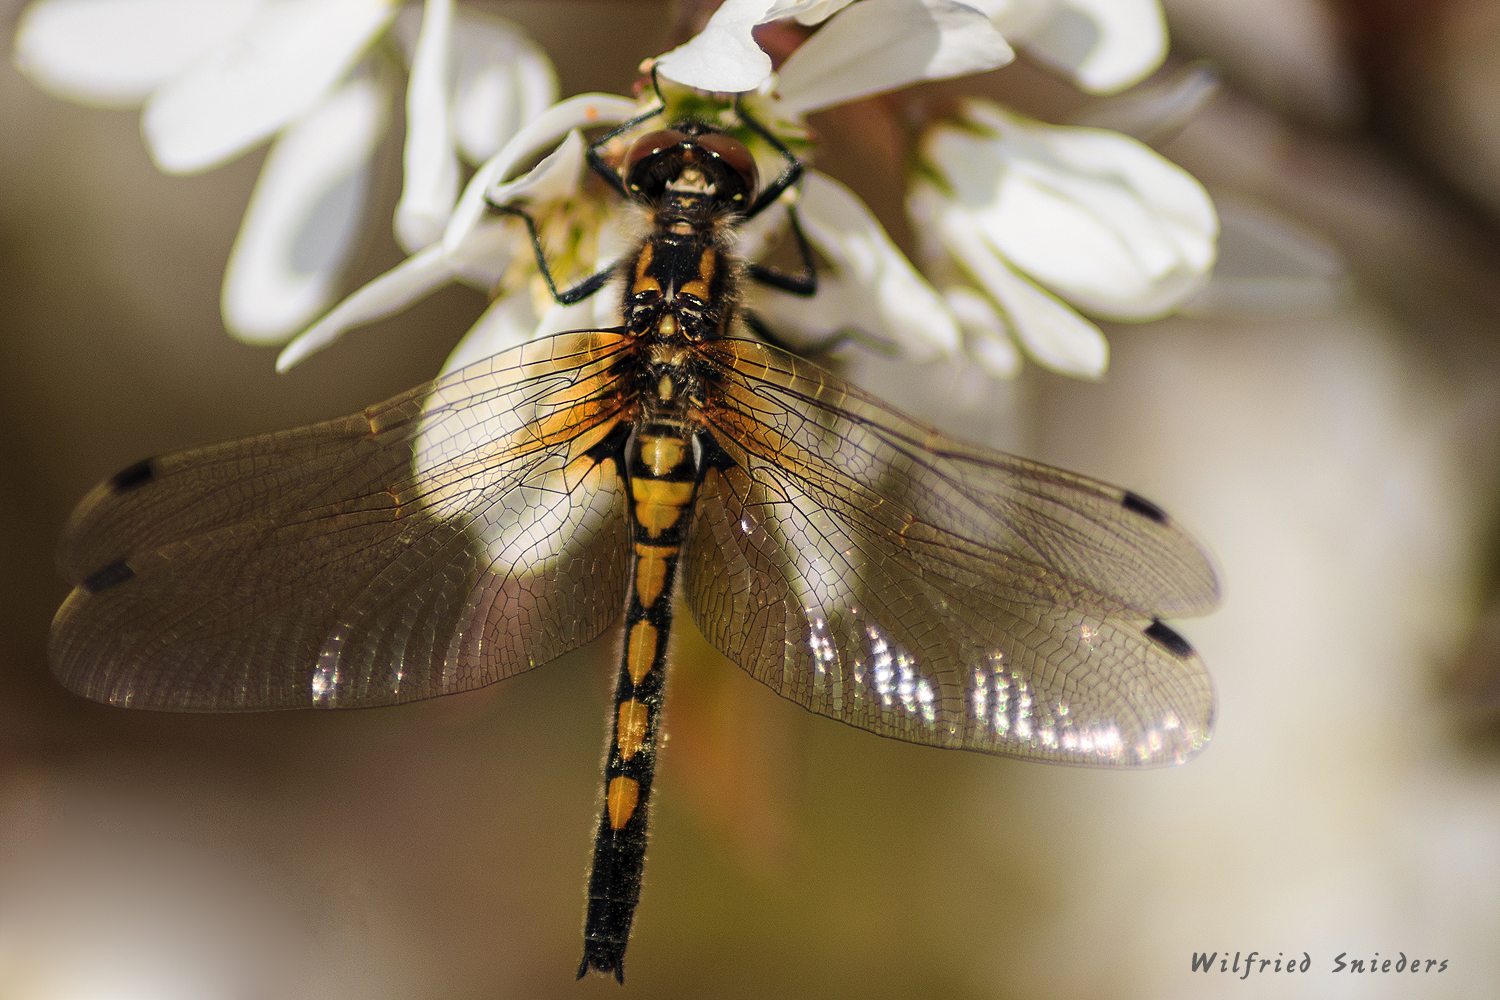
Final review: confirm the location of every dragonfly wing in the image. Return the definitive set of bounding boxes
[683,339,1218,766]
[51,332,636,711]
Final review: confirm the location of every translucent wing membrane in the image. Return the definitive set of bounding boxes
[51,327,1216,762]
[51,333,637,711]
[685,339,1219,766]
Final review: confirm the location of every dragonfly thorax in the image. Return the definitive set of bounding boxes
[623,226,738,347]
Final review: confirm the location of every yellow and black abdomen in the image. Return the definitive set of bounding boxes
[578,422,700,982]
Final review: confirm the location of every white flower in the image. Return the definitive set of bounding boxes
[710,0,1019,360]
[1067,59,1222,144]
[276,92,640,372]
[277,0,1214,391]
[909,99,1217,377]
[657,0,1012,104]
[13,0,554,343]
[966,0,1168,94]
[741,174,959,361]
[279,0,1015,374]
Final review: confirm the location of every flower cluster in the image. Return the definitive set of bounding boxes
[14,0,556,342]
[16,0,1219,383]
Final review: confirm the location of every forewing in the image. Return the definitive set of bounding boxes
[51,332,636,711]
[683,339,1218,766]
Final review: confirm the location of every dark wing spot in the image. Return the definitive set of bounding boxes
[584,420,632,474]
[1122,490,1168,524]
[1144,618,1193,658]
[81,559,135,594]
[109,458,156,494]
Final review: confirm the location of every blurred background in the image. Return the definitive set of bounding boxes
[4,0,1500,997]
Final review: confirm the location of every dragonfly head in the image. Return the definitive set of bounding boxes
[622,123,758,213]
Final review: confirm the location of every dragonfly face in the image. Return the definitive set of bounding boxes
[49,101,1220,985]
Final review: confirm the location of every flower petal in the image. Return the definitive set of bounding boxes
[1068,61,1221,145]
[923,101,1216,319]
[144,0,397,173]
[443,128,592,287]
[733,197,791,263]
[14,0,264,106]
[839,348,1026,449]
[276,243,455,370]
[591,211,628,326]
[534,297,599,337]
[654,0,867,92]
[973,260,1107,376]
[944,285,1019,378]
[281,94,641,370]
[796,170,958,357]
[223,75,390,344]
[451,8,557,164]
[440,290,540,375]
[391,3,554,164]
[969,328,1022,379]
[774,0,1012,115]
[916,183,1106,376]
[395,0,459,252]
[443,92,638,254]
[746,271,878,351]
[444,216,521,289]
[789,0,858,25]
[655,0,778,94]
[985,0,1166,94]
[487,128,586,207]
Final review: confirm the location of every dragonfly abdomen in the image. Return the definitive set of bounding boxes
[578,422,701,983]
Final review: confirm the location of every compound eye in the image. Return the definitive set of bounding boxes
[624,130,688,176]
[695,132,759,200]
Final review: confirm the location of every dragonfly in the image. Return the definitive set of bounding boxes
[49,84,1220,984]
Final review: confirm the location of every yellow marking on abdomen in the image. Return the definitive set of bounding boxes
[626,620,659,684]
[607,776,640,829]
[633,244,660,296]
[639,435,686,477]
[634,544,675,608]
[632,478,694,537]
[679,247,717,302]
[617,699,650,760]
